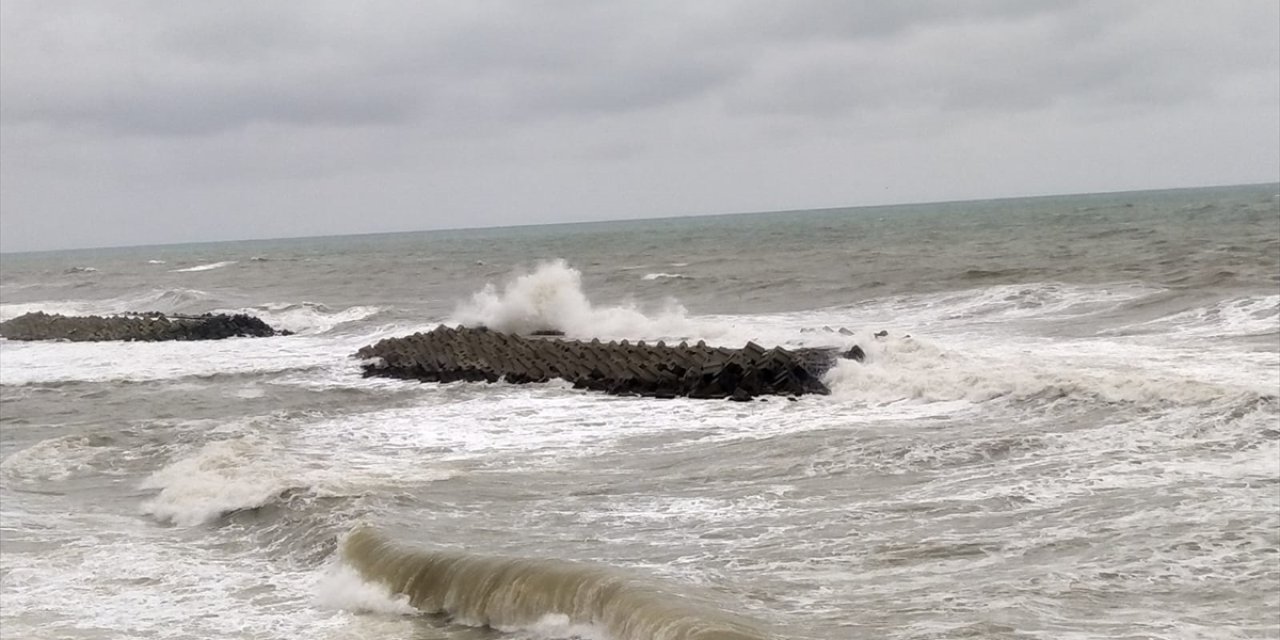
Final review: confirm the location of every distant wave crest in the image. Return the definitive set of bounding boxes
[222,301,382,335]
[170,260,236,273]
[0,287,215,322]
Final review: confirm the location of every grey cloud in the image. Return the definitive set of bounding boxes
[721,2,1277,118]
[0,1,746,136]
[725,0,1087,42]
[0,3,426,134]
[0,0,1275,252]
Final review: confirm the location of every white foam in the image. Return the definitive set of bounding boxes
[314,562,416,615]
[848,282,1162,329]
[0,507,385,640]
[137,415,466,527]
[641,272,692,281]
[451,260,723,341]
[822,331,1274,406]
[0,434,121,482]
[139,436,313,526]
[1120,294,1280,338]
[498,613,609,640]
[221,302,382,335]
[147,259,166,265]
[170,260,237,273]
[0,332,363,385]
[0,287,215,321]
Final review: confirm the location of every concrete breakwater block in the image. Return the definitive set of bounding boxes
[0,311,288,342]
[357,325,853,400]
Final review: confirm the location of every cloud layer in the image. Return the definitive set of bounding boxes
[2,1,1277,251]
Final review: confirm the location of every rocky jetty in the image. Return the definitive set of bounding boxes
[0,311,288,342]
[357,325,857,400]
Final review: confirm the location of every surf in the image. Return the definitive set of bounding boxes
[450,259,717,341]
[337,526,775,640]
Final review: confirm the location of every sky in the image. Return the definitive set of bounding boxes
[1,1,1277,252]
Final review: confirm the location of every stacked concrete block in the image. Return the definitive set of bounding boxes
[356,326,849,400]
[0,311,288,342]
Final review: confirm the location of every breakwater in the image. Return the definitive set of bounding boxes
[357,325,859,400]
[0,311,286,342]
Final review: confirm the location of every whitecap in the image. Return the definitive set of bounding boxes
[821,330,1275,406]
[169,260,236,273]
[641,272,692,281]
[0,288,215,321]
[1117,294,1280,338]
[220,302,382,335]
[138,436,317,527]
[0,434,122,482]
[314,562,417,615]
[451,259,723,341]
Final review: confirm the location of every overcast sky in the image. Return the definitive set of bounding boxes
[1,1,1277,252]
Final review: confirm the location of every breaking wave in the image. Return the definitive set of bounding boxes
[0,288,216,321]
[856,282,1163,327]
[1115,294,1280,339]
[222,302,382,335]
[822,331,1276,406]
[451,260,723,341]
[170,260,237,273]
[139,437,323,527]
[642,272,693,281]
[335,526,773,640]
[0,433,123,483]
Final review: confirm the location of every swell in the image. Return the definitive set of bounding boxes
[341,527,773,640]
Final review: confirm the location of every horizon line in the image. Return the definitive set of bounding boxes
[2,180,1276,256]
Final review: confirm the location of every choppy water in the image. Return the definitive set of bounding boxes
[1,184,1277,639]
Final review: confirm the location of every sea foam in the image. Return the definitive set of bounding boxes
[139,436,314,527]
[451,260,720,341]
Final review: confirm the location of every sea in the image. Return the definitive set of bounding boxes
[1,183,1277,640]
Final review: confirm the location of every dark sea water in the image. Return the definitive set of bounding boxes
[1,184,1278,639]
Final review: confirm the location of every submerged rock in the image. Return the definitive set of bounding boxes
[357,325,860,400]
[0,311,289,342]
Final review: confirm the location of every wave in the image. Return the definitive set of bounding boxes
[859,282,1163,327]
[334,526,773,640]
[139,437,322,527]
[451,260,723,341]
[0,433,122,483]
[643,272,693,281]
[822,331,1275,406]
[0,288,217,322]
[170,260,236,273]
[1112,294,1280,339]
[0,288,381,337]
[64,266,98,274]
[221,302,382,335]
[147,259,166,265]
